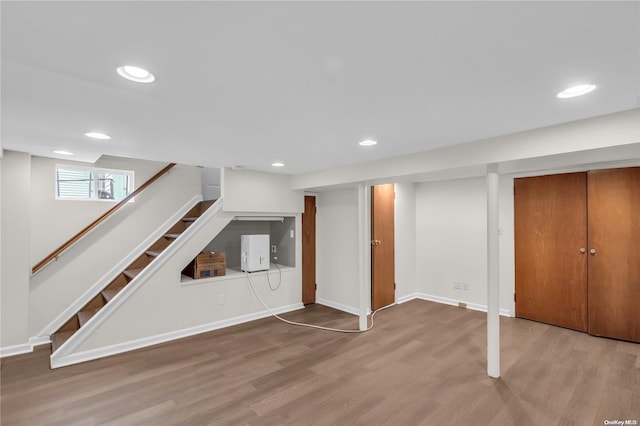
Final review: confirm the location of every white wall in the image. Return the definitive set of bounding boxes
[1,151,31,349]
[415,176,515,315]
[29,159,202,336]
[30,155,172,263]
[222,168,303,213]
[394,183,417,301]
[315,184,417,313]
[201,167,221,201]
[315,188,360,313]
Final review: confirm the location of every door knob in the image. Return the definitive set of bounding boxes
[580,248,586,253]
[371,240,381,246]
[590,248,596,255]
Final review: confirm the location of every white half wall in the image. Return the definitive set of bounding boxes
[1,151,31,349]
[29,161,202,336]
[64,209,302,358]
[415,176,515,315]
[316,188,360,312]
[221,168,303,213]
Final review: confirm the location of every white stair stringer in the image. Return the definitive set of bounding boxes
[50,198,232,368]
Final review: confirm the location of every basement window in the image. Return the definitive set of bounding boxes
[55,165,134,201]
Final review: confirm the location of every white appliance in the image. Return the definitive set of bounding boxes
[241,234,270,272]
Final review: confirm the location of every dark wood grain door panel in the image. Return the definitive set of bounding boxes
[302,196,316,305]
[587,167,640,342]
[515,173,588,331]
[371,184,395,310]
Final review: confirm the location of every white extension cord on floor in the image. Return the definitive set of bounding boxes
[244,268,395,333]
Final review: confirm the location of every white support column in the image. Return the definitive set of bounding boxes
[357,184,370,330]
[486,165,500,378]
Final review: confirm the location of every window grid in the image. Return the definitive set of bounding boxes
[55,166,134,201]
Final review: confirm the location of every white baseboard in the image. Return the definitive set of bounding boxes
[413,293,513,317]
[30,335,52,346]
[315,293,512,318]
[316,297,371,316]
[0,336,51,358]
[397,292,421,304]
[51,302,304,369]
[0,343,33,358]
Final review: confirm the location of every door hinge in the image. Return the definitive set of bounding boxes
[315,283,317,290]
[514,293,516,302]
[394,282,396,290]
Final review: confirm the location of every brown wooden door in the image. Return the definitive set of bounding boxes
[587,167,640,343]
[302,196,316,305]
[371,184,395,310]
[514,173,588,331]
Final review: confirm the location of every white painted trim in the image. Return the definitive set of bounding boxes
[0,343,33,358]
[413,293,512,317]
[30,335,51,346]
[51,198,228,362]
[51,302,304,368]
[396,292,420,304]
[37,194,204,337]
[0,336,51,358]
[316,297,372,316]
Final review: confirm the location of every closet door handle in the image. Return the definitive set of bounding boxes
[580,248,586,253]
[590,248,596,255]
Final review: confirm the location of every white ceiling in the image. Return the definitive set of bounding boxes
[2,1,639,174]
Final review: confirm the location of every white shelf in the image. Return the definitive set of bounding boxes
[180,264,295,286]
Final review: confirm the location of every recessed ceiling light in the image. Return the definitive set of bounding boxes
[359,139,378,146]
[117,65,155,83]
[271,162,285,167]
[53,150,74,156]
[84,132,111,140]
[557,84,596,98]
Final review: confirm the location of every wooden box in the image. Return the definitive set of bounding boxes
[183,252,226,279]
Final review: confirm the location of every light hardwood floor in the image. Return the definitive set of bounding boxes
[1,300,639,425]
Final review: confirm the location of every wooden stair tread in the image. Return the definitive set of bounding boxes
[51,330,75,352]
[123,268,144,280]
[78,308,100,327]
[102,287,125,302]
[164,233,181,239]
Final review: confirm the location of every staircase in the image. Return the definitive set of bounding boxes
[51,200,214,353]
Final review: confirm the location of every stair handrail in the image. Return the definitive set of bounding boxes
[32,163,177,275]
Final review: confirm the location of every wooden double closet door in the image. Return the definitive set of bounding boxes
[515,167,640,343]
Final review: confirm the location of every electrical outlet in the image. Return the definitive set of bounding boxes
[218,294,225,305]
[271,245,277,253]
[290,229,294,238]
[462,282,469,291]
[453,281,462,290]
